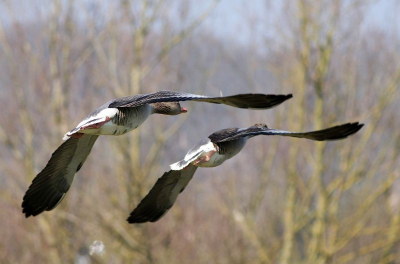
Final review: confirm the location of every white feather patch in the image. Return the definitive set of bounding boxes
[170,140,216,170]
[62,108,118,140]
[76,108,118,128]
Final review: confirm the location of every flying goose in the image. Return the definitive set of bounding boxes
[127,122,364,223]
[22,91,292,217]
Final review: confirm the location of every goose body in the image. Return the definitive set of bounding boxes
[170,137,248,170]
[64,104,153,139]
[62,91,293,140]
[22,90,292,218]
[198,138,248,167]
[128,122,364,223]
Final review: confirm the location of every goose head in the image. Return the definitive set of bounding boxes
[151,102,187,115]
[252,123,268,128]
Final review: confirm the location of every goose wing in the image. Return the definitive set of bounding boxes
[22,134,99,217]
[109,90,292,110]
[127,164,198,223]
[212,122,364,143]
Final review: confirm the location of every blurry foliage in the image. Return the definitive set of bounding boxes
[0,0,399,263]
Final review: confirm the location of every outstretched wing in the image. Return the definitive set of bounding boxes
[127,164,198,224]
[212,122,364,143]
[22,134,99,217]
[169,138,216,170]
[109,90,292,110]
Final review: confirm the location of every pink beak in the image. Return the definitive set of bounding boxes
[181,107,188,113]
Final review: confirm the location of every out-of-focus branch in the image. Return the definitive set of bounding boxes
[144,0,221,78]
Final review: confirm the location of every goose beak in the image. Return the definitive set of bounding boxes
[180,107,188,113]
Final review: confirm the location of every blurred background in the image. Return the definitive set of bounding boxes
[0,0,400,263]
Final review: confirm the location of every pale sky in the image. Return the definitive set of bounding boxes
[0,0,399,45]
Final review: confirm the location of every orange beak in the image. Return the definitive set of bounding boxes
[181,107,188,113]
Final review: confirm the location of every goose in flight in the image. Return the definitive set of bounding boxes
[22,91,292,217]
[127,122,364,223]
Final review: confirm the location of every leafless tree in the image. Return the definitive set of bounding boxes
[0,0,399,263]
